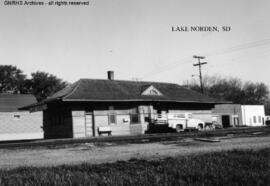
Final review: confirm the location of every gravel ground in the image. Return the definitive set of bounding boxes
[0,135,269,170]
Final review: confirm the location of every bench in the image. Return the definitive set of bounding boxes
[98,126,112,136]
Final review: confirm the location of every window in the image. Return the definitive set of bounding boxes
[13,114,21,120]
[253,116,257,123]
[173,114,185,119]
[258,116,262,123]
[144,116,150,122]
[130,107,139,124]
[109,114,116,124]
[108,106,116,124]
[130,114,139,124]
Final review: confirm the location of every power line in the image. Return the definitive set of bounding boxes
[193,55,207,94]
[140,58,192,79]
[205,39,270,57]
[140,38,270,79]
[207,45,270,69]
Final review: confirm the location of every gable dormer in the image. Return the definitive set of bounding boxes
[141,85,163,96]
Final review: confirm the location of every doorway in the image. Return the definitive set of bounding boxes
[222,115,230,128]
[85,112,95,137]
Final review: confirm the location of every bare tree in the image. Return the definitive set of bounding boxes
[183,75,270,114]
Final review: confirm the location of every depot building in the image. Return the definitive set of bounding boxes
[22,71,223,139]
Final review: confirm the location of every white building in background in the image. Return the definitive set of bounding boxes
[212,104,266,128]
[0,94,43,141]
[241,105,266,126]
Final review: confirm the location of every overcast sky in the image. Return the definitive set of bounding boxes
[0,0,270,86]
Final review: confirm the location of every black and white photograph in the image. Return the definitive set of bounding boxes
[0,0,269,185]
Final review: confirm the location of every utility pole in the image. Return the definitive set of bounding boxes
[193,55,207,94]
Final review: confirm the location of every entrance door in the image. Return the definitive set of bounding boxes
[85,112,94,137]
[222,115,230,128]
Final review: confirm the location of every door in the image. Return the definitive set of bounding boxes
[85,112,94,137]
[222,115,230,128]
[233,115,239,126]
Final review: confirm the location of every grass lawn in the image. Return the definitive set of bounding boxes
[0,148,269,186]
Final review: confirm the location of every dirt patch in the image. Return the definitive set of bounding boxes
[0,135,269,170]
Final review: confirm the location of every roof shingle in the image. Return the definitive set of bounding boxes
[0,94,37,112]
[50,79,219,103]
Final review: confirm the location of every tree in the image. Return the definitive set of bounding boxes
[0,65,68,101]
[241,82,269,105]
[183,75,270,107]
[0,65,26,93]
[29,71,68,101]
[265,100,270,115]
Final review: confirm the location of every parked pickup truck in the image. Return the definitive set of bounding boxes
[154,113,205,132]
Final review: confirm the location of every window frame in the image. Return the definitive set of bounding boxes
[108,106,116,125]
[258,116,262,123]
[253,116,257,123]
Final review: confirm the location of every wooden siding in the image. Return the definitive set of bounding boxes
[70,107,147,138]
[43,101,216,139]
[94,114,131,136]
[43,108,73,139]
[85,113,93,137]
[94,115,109,127]
[130,124,143,135]
[110,123,130,136]
[72,111,86,138]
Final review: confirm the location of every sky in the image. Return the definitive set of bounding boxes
[0,0,270,86]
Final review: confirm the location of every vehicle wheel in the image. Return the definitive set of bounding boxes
[176,124,183,133]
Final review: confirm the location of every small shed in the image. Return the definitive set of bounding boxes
[0,94,43,141]
[212,104,266,127]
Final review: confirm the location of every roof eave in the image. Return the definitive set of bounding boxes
[19,97,61,110]
[62,98,226,104]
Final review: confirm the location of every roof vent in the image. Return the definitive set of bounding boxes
[107,71,114,80]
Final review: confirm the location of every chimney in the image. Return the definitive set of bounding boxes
[107,71,114,80]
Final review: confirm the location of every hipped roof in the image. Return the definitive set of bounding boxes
[23,79,226,110]
[55,79,219,102]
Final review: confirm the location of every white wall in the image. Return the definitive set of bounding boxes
[241,105,265,126]
[0,111,43,141]
[72,111,86,138]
